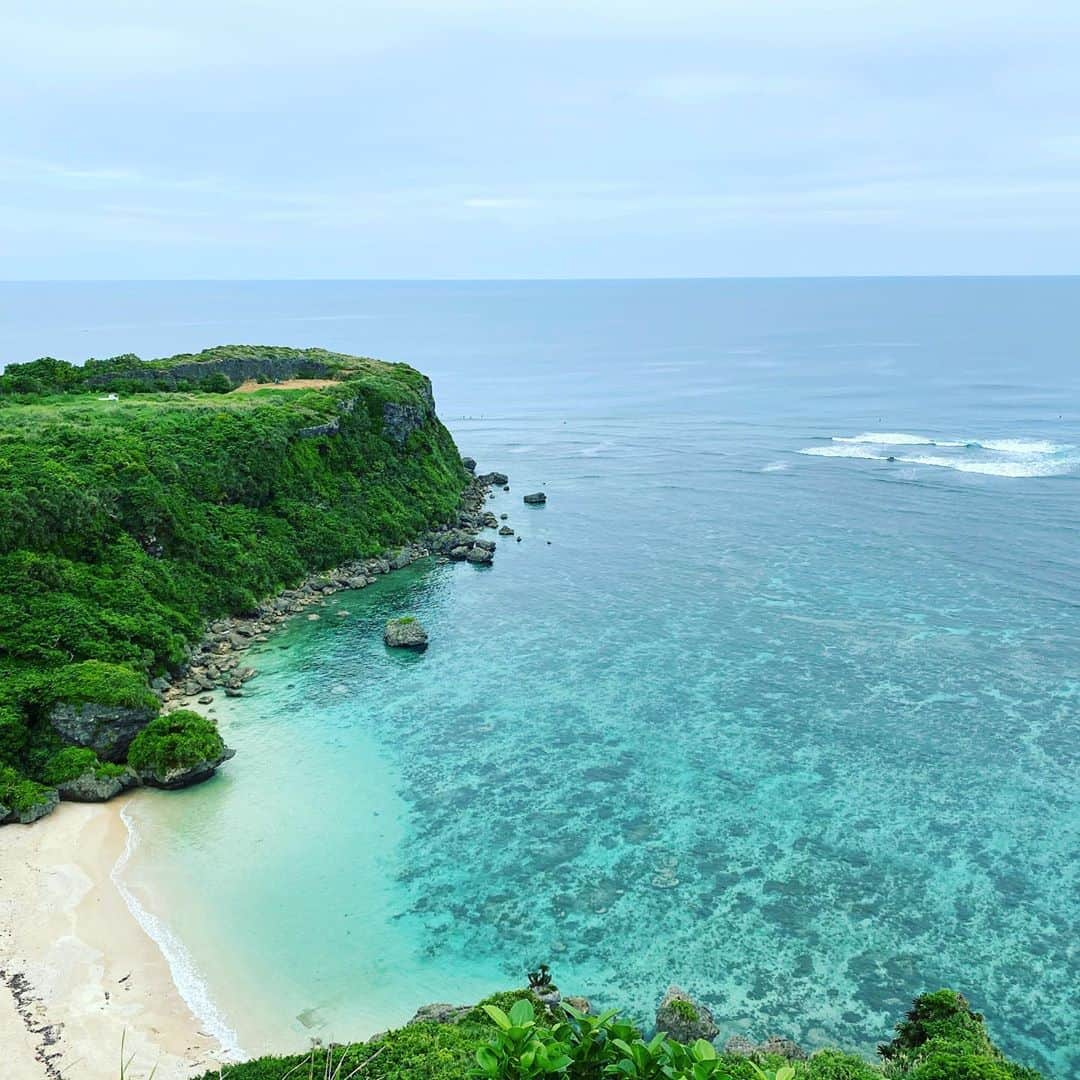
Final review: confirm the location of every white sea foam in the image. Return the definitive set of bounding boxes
[979,439,1066,455]
[901,455,1074,478]
[833,432,940,445]
[761,461,789,472]
[799,445,885,460]
[112,802,245,1059]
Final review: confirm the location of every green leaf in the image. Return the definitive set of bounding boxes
[482,1004,512,1030]
[475,1045,500,1073]
[509,998,536,1027]
[692,1039,717,1061]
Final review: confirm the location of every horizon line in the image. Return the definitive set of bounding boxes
[1,273,1078,284]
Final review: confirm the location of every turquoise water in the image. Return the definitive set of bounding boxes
[3,280,1078,1076]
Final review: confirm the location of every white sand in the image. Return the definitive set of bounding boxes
[0,800,226,1080]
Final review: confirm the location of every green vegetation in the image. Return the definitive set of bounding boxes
[38,746,127,785]
[128,710,225,775]
[193,989,1042,1080]
[0,345,467,817]
[670,999,701,1024]
[49,660,160,710]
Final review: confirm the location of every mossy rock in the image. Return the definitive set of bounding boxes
[128,710,233,788]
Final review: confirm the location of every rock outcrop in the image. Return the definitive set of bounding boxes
[655,986,718,1044]
[57,769,137,803]
[723,1034,807,1060]
[409,1002,472,1025]
[46,702,156,763]
[523,491,547,504]
[384,617,429,649]
[137,745,236,790]
[2,788,60,825]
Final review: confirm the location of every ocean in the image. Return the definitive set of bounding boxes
[2,279,1077,1076]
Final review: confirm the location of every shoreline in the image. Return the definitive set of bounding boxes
[0,800,226,1080]
[157,467,506,714]
[0,465,512,1077]
[111,800,244,1060]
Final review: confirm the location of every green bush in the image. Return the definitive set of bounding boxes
[38,746,125,785]
[880,990,991,1062]
[48,660,159,711]
[804,1048,881,1079]
[128,710,224,775]
[0,765,54,814]
[0,705,28,764]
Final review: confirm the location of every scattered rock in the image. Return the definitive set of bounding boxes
[466,546,493,564]
[461,456,477,473]
[724,1034,807,1061]
[198,695,213,705]
[384,617,429,649]
[523,492,547,504]
[499,526,515,536]
[655,986,718,1044]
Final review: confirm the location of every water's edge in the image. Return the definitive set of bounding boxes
[112,800,245,1059]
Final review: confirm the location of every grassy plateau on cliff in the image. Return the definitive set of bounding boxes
[0,345,467,818]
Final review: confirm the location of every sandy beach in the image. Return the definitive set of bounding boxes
[0,800,226,1080]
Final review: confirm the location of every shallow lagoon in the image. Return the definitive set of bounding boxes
[7,279,1076,1076]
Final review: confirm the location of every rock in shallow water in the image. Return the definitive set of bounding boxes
[384,617,429,649]
[138,746,236,789]
[655,985,718,1044]
[523,491,547,504]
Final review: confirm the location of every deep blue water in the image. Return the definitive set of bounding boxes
[2,280,1078,1076]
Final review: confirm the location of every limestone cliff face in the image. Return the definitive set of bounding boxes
[87,353,337,389]
[47,701,156,762]
[297,375,436,445]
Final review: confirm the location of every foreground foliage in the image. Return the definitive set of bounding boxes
[193,989,1041,1080]
[0,345,466,813]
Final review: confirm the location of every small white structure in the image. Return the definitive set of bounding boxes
[98,393,119,401]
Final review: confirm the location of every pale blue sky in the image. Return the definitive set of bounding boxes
[3,1,1079,278]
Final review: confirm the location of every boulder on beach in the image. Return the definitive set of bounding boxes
[57,768,137,803]
[466,546,493,564]
[384,616,429,649]
[523,491,547,504]
[655,986,718,1044]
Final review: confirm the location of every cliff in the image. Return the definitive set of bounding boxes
[0,346,468,822]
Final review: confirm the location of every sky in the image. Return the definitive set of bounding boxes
[2,0,1080,279]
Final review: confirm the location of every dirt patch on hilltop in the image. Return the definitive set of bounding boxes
[234,378,342,393]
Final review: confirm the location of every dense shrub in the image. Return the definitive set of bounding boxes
[38,746,125,785]
[0,765,53,814]
[194,989,1043,1080]
[127,710,224,774]
[48,660,160,710]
